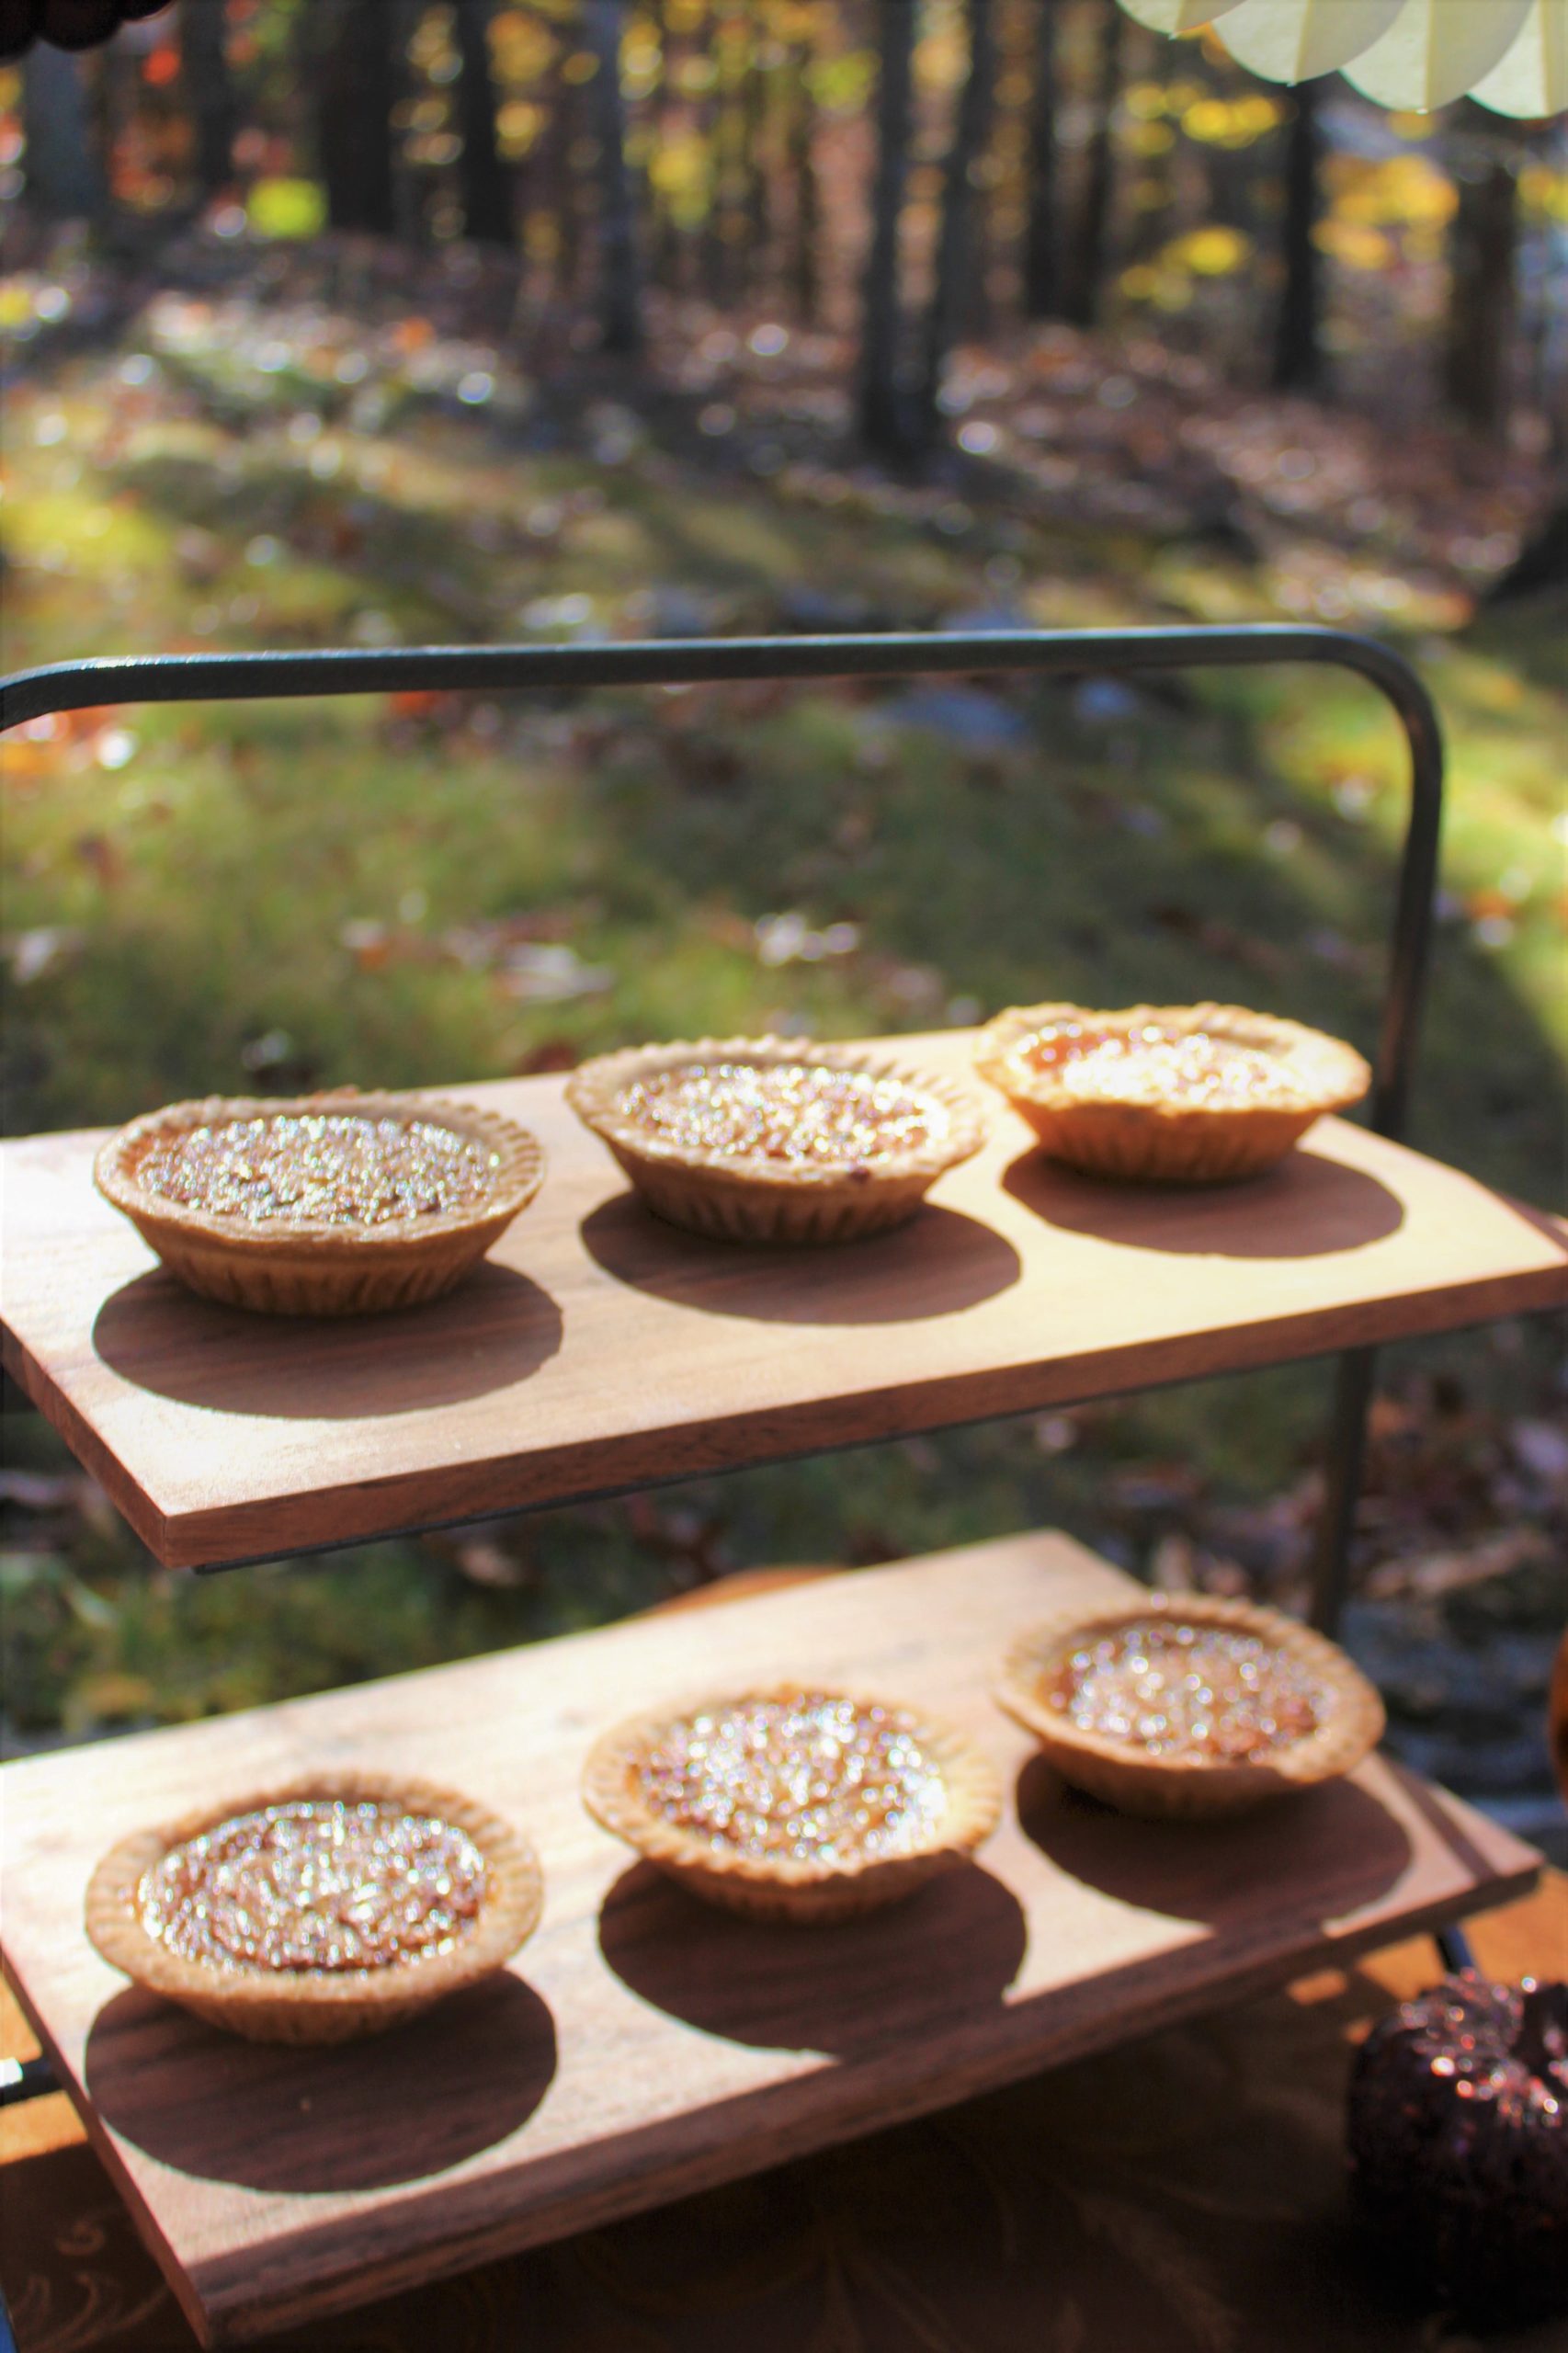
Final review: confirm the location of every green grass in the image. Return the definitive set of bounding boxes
[2,337,1563,1745]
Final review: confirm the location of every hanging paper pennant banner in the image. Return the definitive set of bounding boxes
[1119,0,1567,117]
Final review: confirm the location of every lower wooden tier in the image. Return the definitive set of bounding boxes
[0,1532,1540,2347]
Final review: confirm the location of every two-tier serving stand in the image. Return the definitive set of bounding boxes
[2,629,1562,2348]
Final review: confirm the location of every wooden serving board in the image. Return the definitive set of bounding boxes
[0,1533,1540,2348]
[3,1033,1564,1571]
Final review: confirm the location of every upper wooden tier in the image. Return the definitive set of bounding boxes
[2,1032,1563,1571]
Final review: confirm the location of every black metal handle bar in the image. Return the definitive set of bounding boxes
[0,625,1446,1634]
[0,626,1442,1134]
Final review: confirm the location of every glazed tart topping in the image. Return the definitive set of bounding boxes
[615,1063,941,1166]
[1017,1024,1304,1110]
[138,1799,489,1972]
[640,1693,949,1865]
[135,1113,498,1228]
[1049,1620,1328,1763]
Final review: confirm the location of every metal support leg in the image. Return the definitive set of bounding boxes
[1313,1364,1480,1985]
[0,2059,59,2350]
[0,2053,58,2106]
[1309,1346,1377,1638]
[1436,1926,1477,1972]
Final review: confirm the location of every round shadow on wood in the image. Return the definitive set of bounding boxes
[84,1971,556,2191]
[1016,1754,1413,1925]
[578,1197,1021,1324]
[1002,1146,1404,1258]
[597,1858,1027,2053]
[90,1260,562,1419]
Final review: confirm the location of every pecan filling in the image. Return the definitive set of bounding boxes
[138,1799,489,1972]
[1017,1024,1304,1110]
[615,1063,941,1166]
[639,1692,949,1865]
[135,1112,498,1228]
[1048,1620,1328,1763]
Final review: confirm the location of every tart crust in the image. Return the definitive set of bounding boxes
[85,1770,544,2043]
[995,1592,1385,1819]
[94,1089,545,1315]
[565,1037,986,1245]
[583,1683,1003,1922]
[973,1002,1370,1184]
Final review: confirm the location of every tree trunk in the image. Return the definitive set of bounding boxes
[915,0,996,449]
[22,40,106,219]
[1062,0,1122,329]
[713,4,747,304]
[789,40,820,320]
[583,0,642,356]
[179,0,236,201]
[1022,0,1058,319]
[1271,81,1323,394]
[319,0,396,236]
[1485,501,1568,600]
[454,0,512,245]
[743,42,769,278]
[1445,131,1518,441]
[652,2,682,289]
[858,0,916,459]
[545,36,582,299]
[699,3,726,297]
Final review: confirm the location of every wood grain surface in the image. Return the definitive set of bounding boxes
[0,1533,1540,2347]
[2,1033,1564,1571]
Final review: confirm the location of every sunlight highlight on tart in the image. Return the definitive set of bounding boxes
[639,1691,951,1867]
[134,1112,500,1229]
[1047,1620,1329,1764]
[1016,1022,1308,1111]
[138,1798,489,1974]
[615,1062,943,1168]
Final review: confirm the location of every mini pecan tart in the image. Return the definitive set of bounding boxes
[85,1771,544,2043]
[94,1089,545,1314]
[996,1593,1384,1819]
[583,1684,1002,1921]
[565,1037,986,1244]
[973,1002,1370,1184]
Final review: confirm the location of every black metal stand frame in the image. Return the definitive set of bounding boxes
[0,623,1447,1626]
[0,622,1472,2125]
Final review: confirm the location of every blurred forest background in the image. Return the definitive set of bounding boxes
[1,0,1564,1851]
